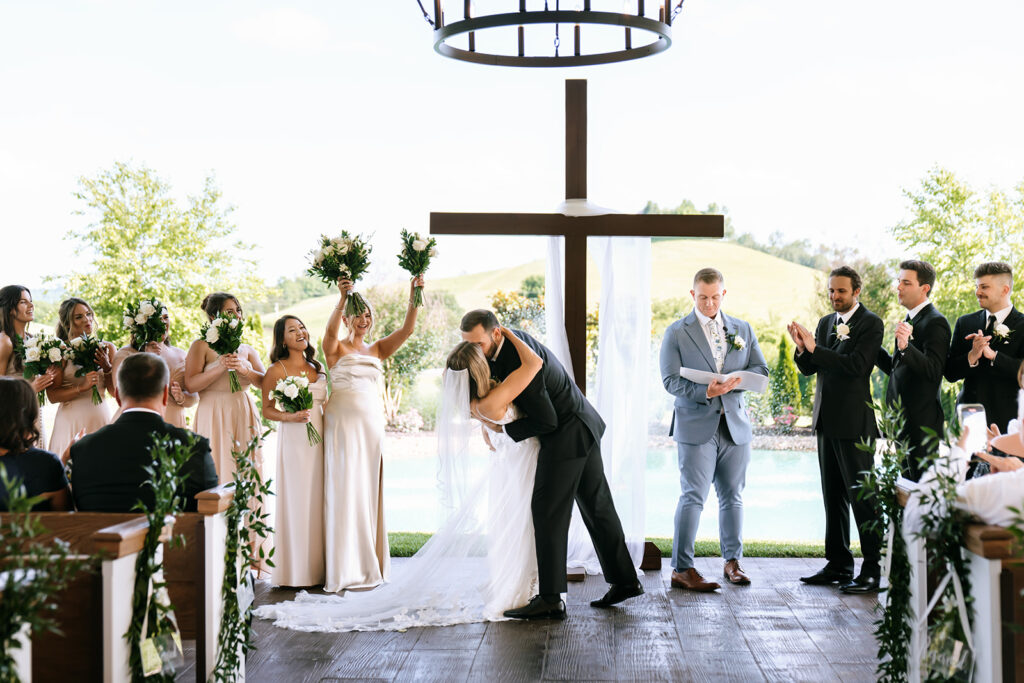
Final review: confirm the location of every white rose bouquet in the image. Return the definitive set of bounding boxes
[198,311,245,392]
[68,334,104,405]
[124,298,168,347]
[18,332,68,405]
[268,375,321,446]
[307,231,373,316]
[396,228,437,307]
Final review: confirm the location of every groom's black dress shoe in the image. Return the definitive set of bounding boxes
[503,595,567,620]
[799,568,854,585]
[590,582,644,607]
[839,575,880,594]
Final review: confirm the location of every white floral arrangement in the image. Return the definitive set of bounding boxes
[17,332,68,405]
[198,312,245,392]
[123,298,168,347]
[834,322,851,341]
[993,322,1012,341]
[396,228,438,307]
[307,231,372,316]
[268,375,321,446]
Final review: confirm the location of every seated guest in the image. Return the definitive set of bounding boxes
[70,352,218,512]
[0,376,71,511]
[955,426,1024,526]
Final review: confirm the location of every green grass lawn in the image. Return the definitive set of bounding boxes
[388,532,860,559]
[266,239,825,348]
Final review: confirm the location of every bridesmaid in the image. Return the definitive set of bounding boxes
[322,276,423,592]
[184,292,265,483]
[111,305,197,428]
[0,285,58,446]
[261,315,327,587]
[48,298,115,456]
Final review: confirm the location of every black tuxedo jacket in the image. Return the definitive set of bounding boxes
[795,305,883,440]
[876,303,951,440]
[488,330,604,460]
[944,307,1024,432]
[70,411,218,512]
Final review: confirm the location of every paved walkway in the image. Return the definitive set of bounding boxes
[239,557,880,682]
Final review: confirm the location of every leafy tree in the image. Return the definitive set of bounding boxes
[53,162,269,345]
[891,166,1024,323]
[642,199,736,239]
[769,333,802,419]
[253,274,324,314]
[367,286,461,423]
[519,275,545,300]
[490,290,545,336]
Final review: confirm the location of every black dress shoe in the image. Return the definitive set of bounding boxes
[590,582,644,607]
[840,575,880,594]
[799,568,854,585]
[503,595,567,620]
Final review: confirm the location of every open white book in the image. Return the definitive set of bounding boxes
[679,367,769,394]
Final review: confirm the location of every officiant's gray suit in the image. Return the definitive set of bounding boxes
[660,310,768,571]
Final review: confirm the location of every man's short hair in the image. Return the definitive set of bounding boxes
[899,259,937,292]
[974,261,1013,284]
[693,268,724,288]
[828,265,862,292]
[117,352,169,400]
[460,309,500,333]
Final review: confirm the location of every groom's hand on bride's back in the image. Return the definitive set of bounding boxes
[481,425,496,451]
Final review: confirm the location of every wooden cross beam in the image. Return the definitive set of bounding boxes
[431,79,724,394]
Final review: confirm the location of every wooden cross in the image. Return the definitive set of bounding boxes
[431,79,724,394]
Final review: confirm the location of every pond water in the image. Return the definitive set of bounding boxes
[379,446,857,542]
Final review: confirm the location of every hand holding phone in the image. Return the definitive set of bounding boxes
[957,404,988,455]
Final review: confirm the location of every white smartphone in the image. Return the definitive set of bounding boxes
[957,403,988,454]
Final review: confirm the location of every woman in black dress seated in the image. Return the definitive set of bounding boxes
[0,376,71,511]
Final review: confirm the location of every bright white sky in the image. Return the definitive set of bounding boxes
[2,1,1023,294]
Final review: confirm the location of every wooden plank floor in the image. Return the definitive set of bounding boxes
[230,557,881,682]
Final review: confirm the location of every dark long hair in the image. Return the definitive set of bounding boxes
[55,297,92,342]
[0,376,41,454]
[0,285,30,373]
[270,315,322,374]
[201,292,243,321]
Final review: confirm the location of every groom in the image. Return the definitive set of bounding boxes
[461,310,642,618]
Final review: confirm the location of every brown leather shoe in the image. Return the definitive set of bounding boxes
[723,559,751,586]
[670,568,720,592]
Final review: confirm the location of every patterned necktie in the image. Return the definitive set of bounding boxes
[706,319,725,372]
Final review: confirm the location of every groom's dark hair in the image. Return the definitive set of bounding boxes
[461,309,499,332]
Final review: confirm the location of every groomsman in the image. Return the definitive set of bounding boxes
[660,268,768,591]
[945,262,1024,433]
[789,266,883,594]
[875,260,951,481]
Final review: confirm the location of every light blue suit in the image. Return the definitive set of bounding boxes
[660,311,768,571]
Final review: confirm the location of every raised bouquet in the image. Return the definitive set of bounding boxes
[307,232,372,316]
[268,375,321,446]
[396,229,437,307]
[18,332,68,405]
[124,298,168,347]
[199,311,244,392]
[68,334,104,404]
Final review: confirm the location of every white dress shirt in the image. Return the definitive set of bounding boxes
[836,302,860,326]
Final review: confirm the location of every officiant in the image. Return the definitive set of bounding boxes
[659,268,768,591]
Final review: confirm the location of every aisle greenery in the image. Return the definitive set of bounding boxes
[0,474,93,682]
[126,434,195,682]
[211,430,273,683]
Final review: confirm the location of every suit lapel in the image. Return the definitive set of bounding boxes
[682,313,718,372]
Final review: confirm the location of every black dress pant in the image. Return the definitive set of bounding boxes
[531,426,635,595]
[817,434,881,577]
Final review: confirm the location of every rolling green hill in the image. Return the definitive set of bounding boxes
[265,240,826,345]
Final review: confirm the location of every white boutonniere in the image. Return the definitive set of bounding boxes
[993,323,1012,342]
[834,322,851,341]
[725,330,745,351]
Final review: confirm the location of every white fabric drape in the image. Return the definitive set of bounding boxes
[545,232,649,574]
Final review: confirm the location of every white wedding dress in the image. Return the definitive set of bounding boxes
[253,369,540,631]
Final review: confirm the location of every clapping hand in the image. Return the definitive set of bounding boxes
[788,322,815,353]
[894,322,913,351]
[966,329,991,365]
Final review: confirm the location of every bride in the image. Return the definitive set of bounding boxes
[254,326,545,631]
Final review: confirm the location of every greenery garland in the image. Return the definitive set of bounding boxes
[0,472,94,682]
[125,434,194,682]
[858,399,914,682]
[210,430,273,683]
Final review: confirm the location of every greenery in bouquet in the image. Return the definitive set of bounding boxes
[17,332,67,405]
[124,298,168,348]
[396,229,437,307]
[268,375,321,446]
[199,311,245,392]
[307,232,372,316]
[68,333,105,405]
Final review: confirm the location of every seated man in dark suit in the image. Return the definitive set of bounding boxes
[70,352,218,512]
